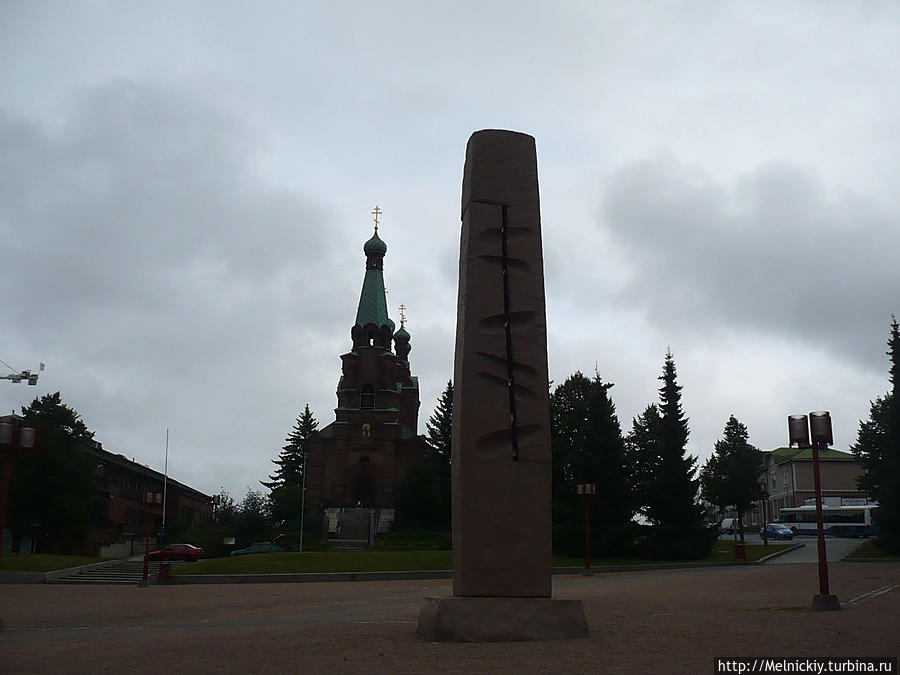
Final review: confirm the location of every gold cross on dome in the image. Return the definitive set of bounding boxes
[399,303,407,326]
[372,205,382,232]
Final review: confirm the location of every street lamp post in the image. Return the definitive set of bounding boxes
[575,482,597,576]
[299,449,308,553]
[787,412,840,611]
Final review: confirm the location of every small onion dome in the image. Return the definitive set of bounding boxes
[393,325,410,342]
[364,232,387,255]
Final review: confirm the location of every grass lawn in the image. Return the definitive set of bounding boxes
[0,554,107,573]
[845,539,900,559]
[174,540,792,576]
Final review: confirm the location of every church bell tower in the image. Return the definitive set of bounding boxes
[304,208,425,509]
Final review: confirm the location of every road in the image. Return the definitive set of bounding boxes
[718,534,867,564]
[2,560,898,673]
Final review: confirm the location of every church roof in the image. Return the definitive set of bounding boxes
[355,268,390,329]
[363,231,387,255]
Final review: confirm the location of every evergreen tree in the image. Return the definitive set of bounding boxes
[550,371,631,556]
[852,316,900,552]
[9,392,95,553]
[422,380,453,528]
[263,404,317,529]
[425,381,452,463]
[699,416,764,542]
[624,403,662,519]
[262,404,318,491]
[638,350,713,559]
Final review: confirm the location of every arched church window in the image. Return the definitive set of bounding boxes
[360,385,375,409]
[361,423,371,437]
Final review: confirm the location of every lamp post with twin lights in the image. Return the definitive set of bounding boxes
[787,411,841,611]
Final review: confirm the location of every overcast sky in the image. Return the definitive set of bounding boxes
[2,2,898,501]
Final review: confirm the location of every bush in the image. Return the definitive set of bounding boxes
[631,523,718,560]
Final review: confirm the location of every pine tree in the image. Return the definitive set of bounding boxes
[262,404,318,491]
[625,403,662,519]
[550,371,631,556]
[853,316,900,552]
[639,350,713,559]
[422,381,453,528]
[263,405,317,529]
[426,381,452,466]
[700,416,764,542]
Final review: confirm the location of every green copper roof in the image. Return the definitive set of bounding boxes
[364,232,387,255]
[766,446,855,463]
[355,268,391,328]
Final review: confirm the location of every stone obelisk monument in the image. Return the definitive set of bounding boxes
[417,130,588,642]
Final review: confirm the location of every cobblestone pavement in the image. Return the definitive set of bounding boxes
[2,562,898,674]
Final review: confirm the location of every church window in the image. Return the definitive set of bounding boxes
[360,385,375,409]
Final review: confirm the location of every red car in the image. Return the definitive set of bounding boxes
[147,543,205,562]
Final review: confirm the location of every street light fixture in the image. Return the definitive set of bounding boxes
[787,412,840,611]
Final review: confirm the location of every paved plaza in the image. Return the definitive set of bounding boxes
[2,560,898,673]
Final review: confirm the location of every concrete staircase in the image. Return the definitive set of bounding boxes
[51,557,186,585]
[332,508,372,551]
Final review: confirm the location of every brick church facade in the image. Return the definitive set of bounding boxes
[304,222,428,509]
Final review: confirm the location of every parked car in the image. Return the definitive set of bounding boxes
[760,523,794,541]
[147,543,205,561]
[230,541,285,556]
[719,518,739,535]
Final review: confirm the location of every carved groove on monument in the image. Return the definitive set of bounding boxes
[478,226,531,241]
[475,424,543,458]
[499,204,520,461]
[475,372,537,400]
[475,351,538,376]
[476,254,531,270]
[476,311,537,335]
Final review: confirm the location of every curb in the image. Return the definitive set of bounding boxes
[166,560,774,586]
[757,543,805,563]
[842,557,900,563]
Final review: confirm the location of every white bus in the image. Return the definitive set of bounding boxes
[778,503,878,537]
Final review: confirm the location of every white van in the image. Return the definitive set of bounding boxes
[719,518,739,535]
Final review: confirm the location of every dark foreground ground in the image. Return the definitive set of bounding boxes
[1,562,898,674]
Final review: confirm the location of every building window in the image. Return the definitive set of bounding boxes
[771,474,776,490]
[360,385,375,409]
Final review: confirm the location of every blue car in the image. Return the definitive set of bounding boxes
[760,523,794,540]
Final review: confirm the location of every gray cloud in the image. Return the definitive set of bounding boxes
[0,80,353,494]
[600,155,899,373]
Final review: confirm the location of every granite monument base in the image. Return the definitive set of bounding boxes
[416,596,589,642]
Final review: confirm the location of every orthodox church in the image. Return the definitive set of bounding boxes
[304,211,428,509]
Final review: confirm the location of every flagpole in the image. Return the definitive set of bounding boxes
[162,429,169,535]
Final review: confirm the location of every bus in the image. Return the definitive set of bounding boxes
[778,503,878,537]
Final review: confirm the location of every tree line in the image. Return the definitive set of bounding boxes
[5,318,898,556]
